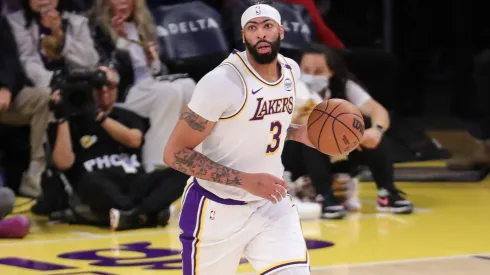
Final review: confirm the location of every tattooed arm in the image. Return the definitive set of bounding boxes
[164,107,245,187]
[164,107,289,202]
[163,65,254,186]
[164,66,289,203]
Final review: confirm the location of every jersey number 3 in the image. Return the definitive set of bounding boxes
[266,121,282,154]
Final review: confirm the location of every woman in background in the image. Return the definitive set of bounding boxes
[282,43,413,219]
[89,0,196,172]
[8,0,99,87]
[6,0,98,198]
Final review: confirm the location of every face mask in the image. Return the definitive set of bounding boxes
[301,74,329,93]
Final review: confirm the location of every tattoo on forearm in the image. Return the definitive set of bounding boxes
[180,110,208,132]
[172,148,243,186]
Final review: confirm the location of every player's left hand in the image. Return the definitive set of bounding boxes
[360,127,382,149]
[241,173,288,204]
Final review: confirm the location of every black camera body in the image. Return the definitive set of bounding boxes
[54,69,109,117]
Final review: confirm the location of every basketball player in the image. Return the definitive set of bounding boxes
[164,4,314,275]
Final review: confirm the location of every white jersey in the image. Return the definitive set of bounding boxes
[187,50,301,202]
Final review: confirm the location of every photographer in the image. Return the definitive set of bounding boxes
[5,0,98,196]
[48,67,187,231]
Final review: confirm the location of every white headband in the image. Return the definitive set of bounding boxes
[241,4,281,29]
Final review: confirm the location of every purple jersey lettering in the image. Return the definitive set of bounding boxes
[250,97,294,121]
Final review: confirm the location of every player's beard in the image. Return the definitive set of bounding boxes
[245,34,281,64]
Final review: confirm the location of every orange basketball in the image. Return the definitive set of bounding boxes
[307,98,365,156]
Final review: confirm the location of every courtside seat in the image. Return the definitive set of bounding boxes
[150,1,230,81]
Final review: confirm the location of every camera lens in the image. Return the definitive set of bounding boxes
[68,89,89,106]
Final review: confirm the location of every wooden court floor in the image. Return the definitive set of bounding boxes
[0,176,489,275]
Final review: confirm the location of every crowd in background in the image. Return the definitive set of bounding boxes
[0,0,488,235]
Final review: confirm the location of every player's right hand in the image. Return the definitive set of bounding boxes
[241,173,288,204]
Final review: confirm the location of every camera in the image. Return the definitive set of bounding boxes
[54,68,109,117]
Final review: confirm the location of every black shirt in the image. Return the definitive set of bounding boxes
[0,14,29,100]
[48,106,149,182]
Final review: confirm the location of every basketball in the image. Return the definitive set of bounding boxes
[307,98,365,156]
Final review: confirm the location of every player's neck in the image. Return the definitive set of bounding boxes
[246,52,281,83]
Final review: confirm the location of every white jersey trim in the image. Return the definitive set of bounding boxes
[234,52,285,87]
[219,62,249,120]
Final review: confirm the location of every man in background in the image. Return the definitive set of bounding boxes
[0,10,53,198]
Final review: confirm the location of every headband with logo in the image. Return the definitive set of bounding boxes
[241,4,282,29]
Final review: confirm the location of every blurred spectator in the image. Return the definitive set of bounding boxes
[0,12,53,197]
[7,0,99,88]
[2,0,21,14]
[48,68,187,230]
[2,0,90,14]
[282,43,413,218]
[88,0,196,172]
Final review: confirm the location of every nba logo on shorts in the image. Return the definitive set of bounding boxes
[210,210,216,220]
[255,5,261,15]
[285,78,293,91]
